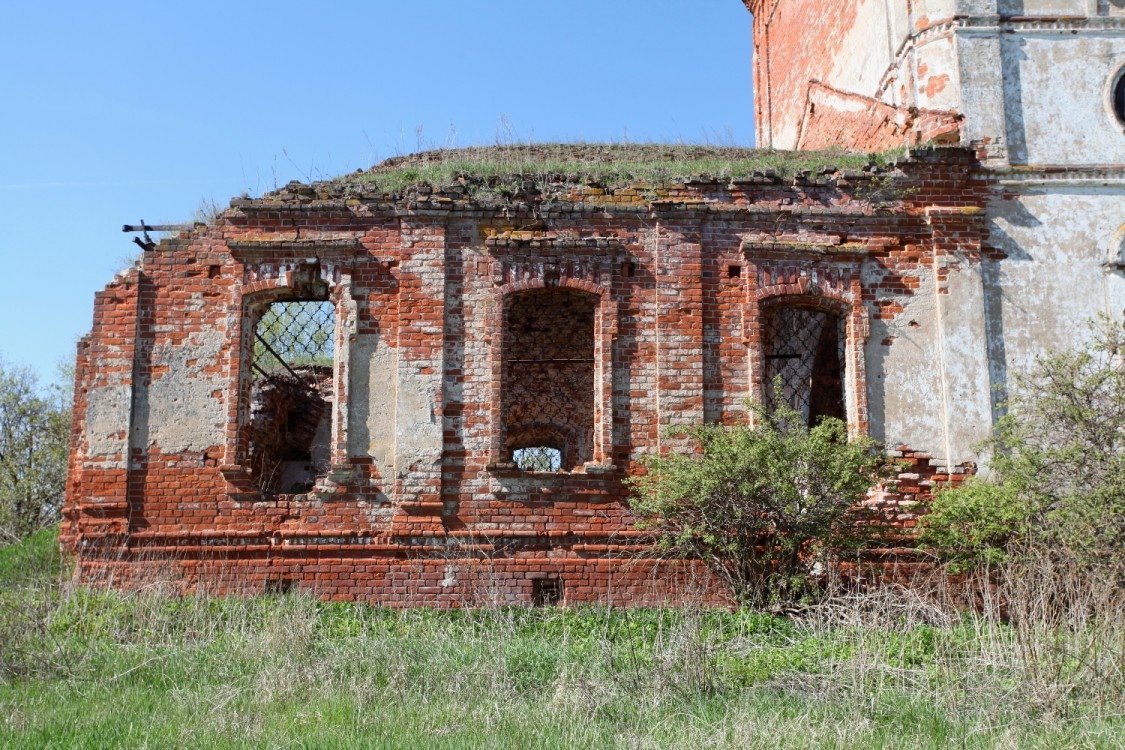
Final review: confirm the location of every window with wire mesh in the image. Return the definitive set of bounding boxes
[762,305,846,425]
[253,301,336,380]
[513,446,563,472]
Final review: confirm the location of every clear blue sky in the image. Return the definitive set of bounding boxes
[0,1,755,384]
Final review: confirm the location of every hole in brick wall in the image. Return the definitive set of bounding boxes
[513,446,563,472]
[622,261,636,277]
[728,264,742,278]
[762,304,846,426]
[532,577,563,606]
[247,297,336,495]
[264,576,296,595]
[208,265,221,279]
[503,288,596,471]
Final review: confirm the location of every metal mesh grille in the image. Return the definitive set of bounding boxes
[513,446,563,472]
[763,306,845,424]
[253,301,336,380]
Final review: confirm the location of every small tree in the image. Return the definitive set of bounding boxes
[0,360,70,543]
[920,315,1125,569]
[627,396,886,608]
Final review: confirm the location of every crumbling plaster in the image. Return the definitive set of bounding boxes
[748,0,1125,447]
[989,188,1125,374]
[130,334,227,455]
[83,384,132,464]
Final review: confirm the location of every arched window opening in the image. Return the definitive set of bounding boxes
[762,304,846,426]
[503,289,596,471]
[247,299,336,494]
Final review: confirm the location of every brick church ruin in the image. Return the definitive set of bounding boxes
[63,1,1125,605]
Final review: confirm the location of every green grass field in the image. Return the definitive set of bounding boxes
[2,530,1122,749]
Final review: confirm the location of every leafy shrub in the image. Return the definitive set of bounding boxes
[918,480,1026,570]
[920,315,1125,569]
[0,360,70,543]
[627,396,886,608]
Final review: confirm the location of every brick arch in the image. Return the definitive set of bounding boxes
[757,292,851,316]
[497,275,605,298]
[752,269,857,307]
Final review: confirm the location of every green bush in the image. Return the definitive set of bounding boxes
[920,315,1125,568]
[918,480,1026,570]
[0,360,70,543]
[627,395,886,608]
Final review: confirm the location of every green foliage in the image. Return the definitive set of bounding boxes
[0,526,63,587]
[2,579,1122,748]
[0,361,70,543]
[918,481,1025,570]
[920,315,1125,569]
[345,143,909,199]
[628,396,887,608]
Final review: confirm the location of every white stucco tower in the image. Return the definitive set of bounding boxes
[745,0,1125,468]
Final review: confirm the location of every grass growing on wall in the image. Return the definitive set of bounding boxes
[2,528,1123,749]
[342,143,909,198]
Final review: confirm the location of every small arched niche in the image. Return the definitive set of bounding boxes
[1110,65,1125,127]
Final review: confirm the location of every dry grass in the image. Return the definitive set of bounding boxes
[333,142,908,199]
[1,531,1123,748]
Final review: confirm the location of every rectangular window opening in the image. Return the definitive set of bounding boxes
[248,299,336,494]
[503,289,596,471]
[763,305,845,426]
[513,446,563,472]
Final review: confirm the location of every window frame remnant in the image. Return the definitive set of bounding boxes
[232,258,353,497]
[512,445,564,473]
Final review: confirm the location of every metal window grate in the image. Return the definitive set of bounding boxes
[253,301,336,380]
[513,446,562,472]
[763,306,845,424]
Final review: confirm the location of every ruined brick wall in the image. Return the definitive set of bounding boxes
[63,146,990,606]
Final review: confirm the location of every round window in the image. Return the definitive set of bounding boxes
[1114,69,1125,124]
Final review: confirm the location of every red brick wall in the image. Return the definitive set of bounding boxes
[64,149,989,606]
